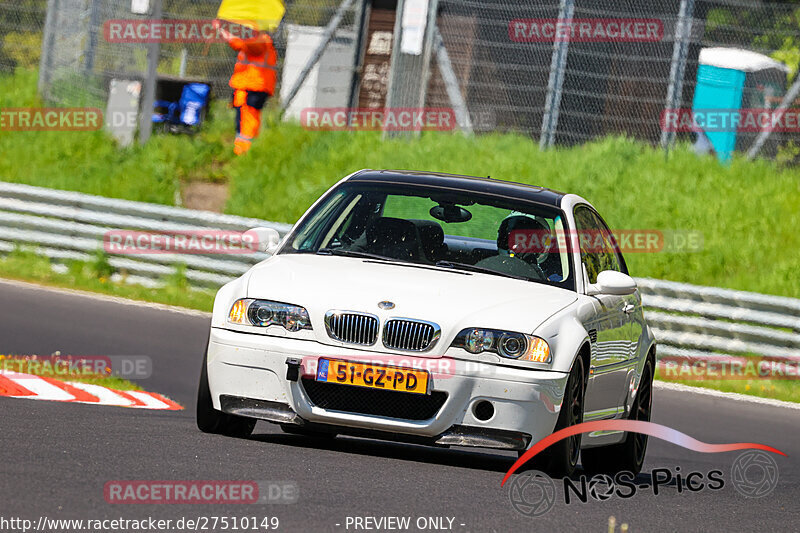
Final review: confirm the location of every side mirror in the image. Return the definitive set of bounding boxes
[587,270,637,296]
[244,227,281,254]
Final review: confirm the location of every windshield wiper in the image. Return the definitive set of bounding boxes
[317,248,400,262]
[434,260,529,281]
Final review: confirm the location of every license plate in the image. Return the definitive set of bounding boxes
[315,359,429,395]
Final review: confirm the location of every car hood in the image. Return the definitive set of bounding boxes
[246,254,577,350]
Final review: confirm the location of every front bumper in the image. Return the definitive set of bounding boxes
[207,327,568,449]
[219,395,533,450]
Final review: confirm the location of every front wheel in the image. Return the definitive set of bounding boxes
[196,347,256,438]
[520,355,586,478]
[581,357,654,475]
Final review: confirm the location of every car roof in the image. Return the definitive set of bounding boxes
[345,169,566,208]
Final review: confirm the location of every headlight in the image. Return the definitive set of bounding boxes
[452,328,551,363]
[228,299,312,332]
[465,328,493,353]
[498,332,526,358]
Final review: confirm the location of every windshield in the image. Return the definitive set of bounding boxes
[283,182,573,290]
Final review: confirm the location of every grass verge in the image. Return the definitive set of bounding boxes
[655,369,800,403]
[0,247,214,312]
[0,68,234,204]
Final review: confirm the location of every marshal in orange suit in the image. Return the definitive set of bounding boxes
[215,20,278,155]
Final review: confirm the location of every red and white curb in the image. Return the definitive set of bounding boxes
[0,370,182,410]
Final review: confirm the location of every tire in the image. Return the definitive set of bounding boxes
[581,357,654,476]
[520,355,586,478]
[280,425,337,439]
[196,346,256,438]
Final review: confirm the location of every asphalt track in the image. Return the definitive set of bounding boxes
[1,280,798,532]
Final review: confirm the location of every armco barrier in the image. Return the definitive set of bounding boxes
[637,278,800,364]
[1,181,798,362]
[0,181,291,289]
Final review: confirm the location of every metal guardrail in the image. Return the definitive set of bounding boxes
[1,181,798,363]
[0,181,292,289]
[637,278,800,363]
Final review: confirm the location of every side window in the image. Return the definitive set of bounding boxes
[573,206,623,284]
[591,210,628,276]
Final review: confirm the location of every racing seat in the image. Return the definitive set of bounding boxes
[364,217,426,262]
[409,220,448,262]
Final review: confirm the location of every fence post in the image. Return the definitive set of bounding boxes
[179,49,188,78]
[539,0,574,150]
[433,26,472,135]
[84,0,101,74]
[38,0,58,98]
[347,0,369,110]
[660,0,695,150]
[139,0,163,145]
[384,0,440,139]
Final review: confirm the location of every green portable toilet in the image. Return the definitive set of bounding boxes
[692,47,788,162]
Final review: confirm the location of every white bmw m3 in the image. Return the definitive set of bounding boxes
[197,170,656,476]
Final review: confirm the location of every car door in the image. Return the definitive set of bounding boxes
[591,210,641,363]
[574,206,635,420]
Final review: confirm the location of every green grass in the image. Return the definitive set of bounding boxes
[2,66,799,297]
[656,369,800,403]
[229,124,800,298]
[0,69,234,203]
[0,247,214,312]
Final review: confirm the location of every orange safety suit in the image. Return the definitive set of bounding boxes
[227,33,278,155]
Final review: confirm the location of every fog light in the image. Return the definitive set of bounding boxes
[473,400,494,421]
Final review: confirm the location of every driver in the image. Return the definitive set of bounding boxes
[476,213,550,280]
